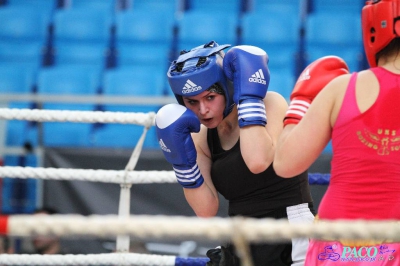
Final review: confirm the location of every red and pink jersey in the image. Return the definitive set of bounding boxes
[318,67,400,220]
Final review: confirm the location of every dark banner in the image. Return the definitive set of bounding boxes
[41,147,229,255]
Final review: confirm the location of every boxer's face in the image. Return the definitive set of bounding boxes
[182,90,225,128]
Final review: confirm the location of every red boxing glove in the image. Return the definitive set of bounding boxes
[284,56,349,126]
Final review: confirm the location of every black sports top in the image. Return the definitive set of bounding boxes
[207,128,313,217]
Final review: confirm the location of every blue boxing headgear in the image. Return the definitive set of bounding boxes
[167,41,235,118]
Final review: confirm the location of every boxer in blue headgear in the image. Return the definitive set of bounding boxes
[155,40,315,266]
[167,41,235,118]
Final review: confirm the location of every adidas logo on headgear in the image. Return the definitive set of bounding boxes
[182,79,202,94]
[249,69,267,85]
[299,69,311,81]
[159,139,171,152]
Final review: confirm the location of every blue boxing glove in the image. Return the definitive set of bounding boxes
[155,103,204,189]
[223,45,270,128]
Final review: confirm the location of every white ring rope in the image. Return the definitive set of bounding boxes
[0,166,177,184]
[0,108,156,126]
[0,253,176,266]
[0,106,398,266]
[3,215,400,242]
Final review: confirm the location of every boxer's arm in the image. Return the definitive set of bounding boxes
[224,45,278,173]
[240,91,288,173]
[274,56,349,177]
[184,126,220,217]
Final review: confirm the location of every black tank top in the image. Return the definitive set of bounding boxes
[207,128,313,217]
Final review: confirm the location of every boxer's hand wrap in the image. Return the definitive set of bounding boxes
[223,46,270,128]
[284,56,350,126]
[155,104,204,188]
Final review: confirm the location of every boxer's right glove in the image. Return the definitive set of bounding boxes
[223,45,270,128]
[155,103,204,189]
[284,56,349,126]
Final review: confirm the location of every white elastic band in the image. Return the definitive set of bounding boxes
[290,99,311,107]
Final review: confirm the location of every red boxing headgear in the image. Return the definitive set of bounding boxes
[362,0,400,67]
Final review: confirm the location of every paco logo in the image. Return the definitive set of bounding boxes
[317,244,396,263]
[318,245,340,261]
[341,246,378,260]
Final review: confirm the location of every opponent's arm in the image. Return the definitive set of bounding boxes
[223,45,277,173]
[274,56,350,177]
[155,104,219,217]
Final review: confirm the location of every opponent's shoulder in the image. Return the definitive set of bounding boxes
[323,72,352,87]
[316,73,352,120]
[318,72,352,99]
[356,68,379,84]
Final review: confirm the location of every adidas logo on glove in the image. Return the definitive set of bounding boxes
[298,69,311,81]
[159,139,171,152]
[182,79,202,94]
[249,69,267,85]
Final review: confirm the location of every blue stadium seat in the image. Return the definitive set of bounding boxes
[176,11,238,52]
[305,12,363,72]
[115,10,175,68]
[0,6,52,67]
[0,6,51,41]
[91,107,160,149]
[5,0,57,14]
[38,66,101,95]
[268,69,295,100]
[186,0,242,14]
[0,64,38,147]
[102,66,164,96]
[65,0,118,12]
[126,0,178,15]
[241,10,300,75]
[311,0,363,14]
[37,65,102,147]
[0,64,36,94]
[305,47,363,72]
[92,66,164,148]
[250,0,301,14]
[52,8,113,68]
[0,41,44,69]
[53,43,109,69]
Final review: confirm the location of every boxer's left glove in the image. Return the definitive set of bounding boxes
[155,103,204,189]
[223,45,270,128]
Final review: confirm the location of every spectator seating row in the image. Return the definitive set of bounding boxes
[0,0,365,153]
[0,0,365,13]
[1,64,162,148]
[0,5,364,94]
